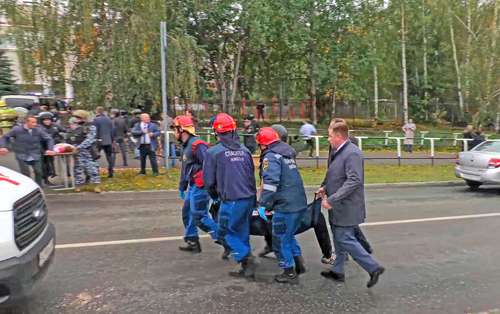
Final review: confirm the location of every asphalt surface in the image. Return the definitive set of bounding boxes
[3,185,500,314]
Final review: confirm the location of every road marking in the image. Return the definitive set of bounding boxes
[55,212,500,250]
[56,235,210,249]
[361,212,500,226]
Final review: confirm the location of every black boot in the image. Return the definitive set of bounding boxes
[258,245,273,258]
[274,267,298,284]
[294,256,307,275]
[221,246,231,260]
[229,255,257,280]
[178,240,201,253]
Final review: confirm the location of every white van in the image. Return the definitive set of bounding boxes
[0,166,55,306]
[0,95,40,110]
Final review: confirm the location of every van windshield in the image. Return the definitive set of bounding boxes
[4,98,35,109]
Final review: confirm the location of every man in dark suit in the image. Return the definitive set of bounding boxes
[112,110,129,167]
[0,115,56,186]
[131,113,160,176]
[94,106,114,177]
[317,119,384,288]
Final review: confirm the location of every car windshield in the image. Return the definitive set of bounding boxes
[473,141,500,152]
[4,98,35,109]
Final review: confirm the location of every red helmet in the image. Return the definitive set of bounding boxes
[172,115,196,135]
[256,127,280,146]
[173,115,194,128]
[213,113,237,134]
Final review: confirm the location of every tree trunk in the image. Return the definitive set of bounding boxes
[331,85,336,118]
[373,65,379,120]
[422,0,429,109]
[449,9,465,118]
[486,0,499,112]
[464,0,472,112]
[229,39,243,114]
[308,51,318,124]
[217,60,227,112]
[401,1,409,124]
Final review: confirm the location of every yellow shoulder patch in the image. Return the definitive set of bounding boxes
[262,158,269,171]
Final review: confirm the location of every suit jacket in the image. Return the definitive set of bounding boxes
[93,114,114,146]
[323,140,366,226]
[0,125,54,161]
[131,122,160,151]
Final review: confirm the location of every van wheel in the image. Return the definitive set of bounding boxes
[465,180,482,190]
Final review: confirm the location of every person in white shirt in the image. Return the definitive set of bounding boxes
[299,121,317,157]
[131,113,161,176]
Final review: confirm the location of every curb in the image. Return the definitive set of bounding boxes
[45,180,465,196]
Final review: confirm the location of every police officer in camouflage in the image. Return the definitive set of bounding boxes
[256,127,308,284]
[67,110,101,193]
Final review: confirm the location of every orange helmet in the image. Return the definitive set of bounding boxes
[172,115,196,135]
[256,127,280,146]
[212,113,237,134]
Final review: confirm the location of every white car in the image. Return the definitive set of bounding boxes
[0,166,55,306]
[455,141,500,189]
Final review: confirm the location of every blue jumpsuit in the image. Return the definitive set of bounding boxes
[179,136,218,242]
[259,141,308,269]
[203,132,256,263]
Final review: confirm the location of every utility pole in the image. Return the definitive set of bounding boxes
[160,21,171,169]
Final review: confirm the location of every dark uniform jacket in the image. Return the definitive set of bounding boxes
[203,132,256,201]
[259,141,307,213]
[0,125,54,161]
[112,116,128,140]
[41,124,65,145]
[243,121,259,153]
[323,140,366,226]
[179,135,209,192]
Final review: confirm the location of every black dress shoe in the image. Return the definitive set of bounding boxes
[320,270,345,282]
[367,267,385,288]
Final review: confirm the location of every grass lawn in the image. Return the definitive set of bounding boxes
[75,164,458,192]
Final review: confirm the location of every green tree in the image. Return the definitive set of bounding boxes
[0,49,18,96]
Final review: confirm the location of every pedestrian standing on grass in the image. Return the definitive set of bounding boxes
[66,111,101,193]
[317,119,384,288]
[112,109,129,167]
[402,119,417,153]
[131,113,160,176]
[0,115,56,186]
[94,106,115,177]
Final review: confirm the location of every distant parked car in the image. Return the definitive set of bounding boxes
[455,140,500,189]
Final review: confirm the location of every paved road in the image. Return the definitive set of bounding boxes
[3,185,500,314]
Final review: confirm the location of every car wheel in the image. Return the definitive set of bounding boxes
[465,180,482,190]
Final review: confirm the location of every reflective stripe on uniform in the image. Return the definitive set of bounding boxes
[263,184,277,192]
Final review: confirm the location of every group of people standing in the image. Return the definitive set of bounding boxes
[173,112,384,287]
[0,106,162,192]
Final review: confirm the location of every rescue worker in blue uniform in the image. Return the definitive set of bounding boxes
[256,127,308,284]
[173,115,218,253]
[203,113,258,279]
